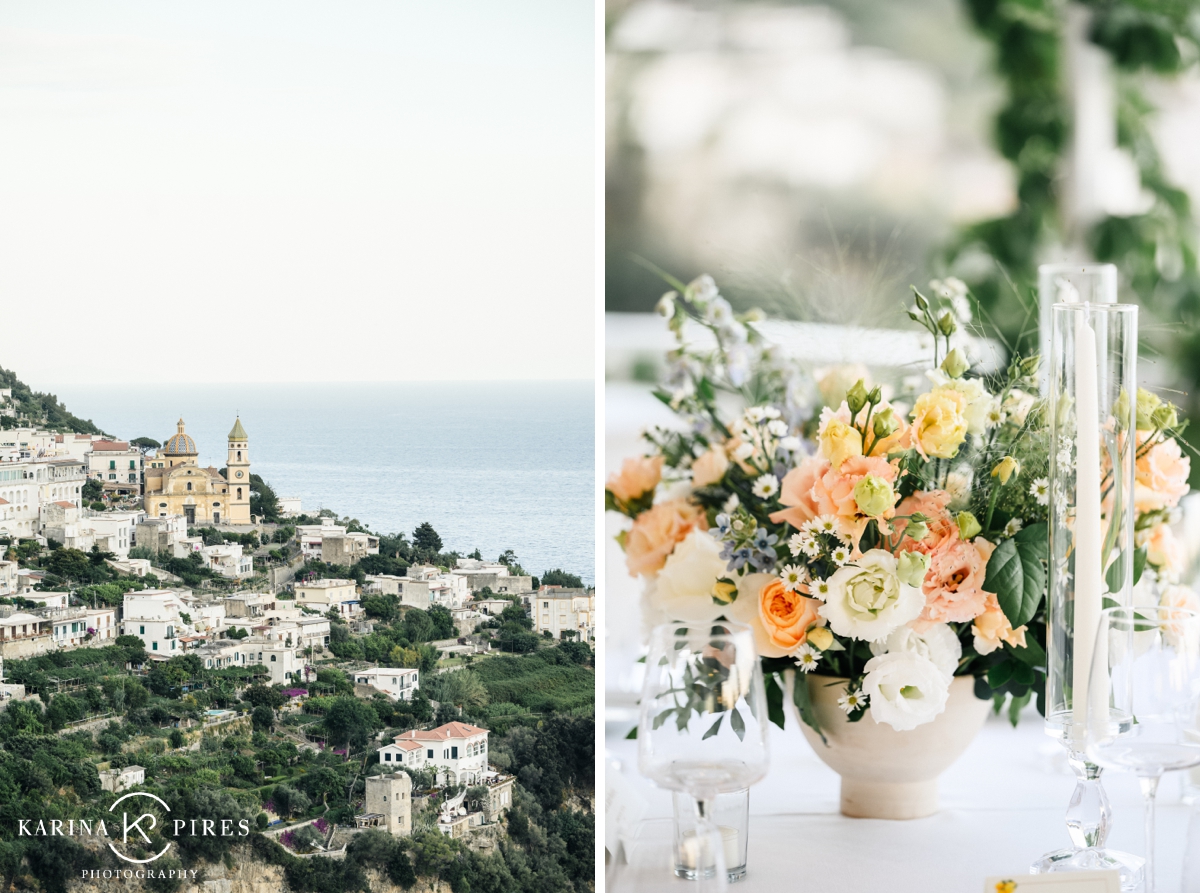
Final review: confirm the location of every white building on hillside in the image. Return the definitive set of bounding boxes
[199,543,253,579]
[297,519,346,559]
[532,588,596,642]
[379,721,490,785]
[87,441,143,495]
[121,590,187,656]
[354,667,418,700]
[0,561,15,597]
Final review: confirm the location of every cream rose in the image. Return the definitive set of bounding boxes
[818,549,924,642]
[648,529,730,623]
[819,418,863,471]
[861,651,951,731]
[691,447,730,489]
[606,455,663,503]
[1135,436,1190,513]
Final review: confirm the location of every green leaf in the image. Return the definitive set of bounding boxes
[674,706,692,732]
[730,707,745,741]
[652,708,675,730]
[1132,545,1148,586]
[625,726,638,739]
[987,662,1013,689]
[765,672,785,730]
[1105,548,1127,594]
[701,715,723,740]
[1004,636,1046,670]
[1007,690,1033,727]
[985,522,1047,628]
[793,673,827,745]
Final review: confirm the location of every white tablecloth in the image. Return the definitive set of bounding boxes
[605,712,1199,892]
[603,383,1200,892]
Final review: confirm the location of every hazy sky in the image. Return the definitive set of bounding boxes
[0,1,594,385]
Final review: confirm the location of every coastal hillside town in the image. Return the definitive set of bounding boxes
[0,389,595,892]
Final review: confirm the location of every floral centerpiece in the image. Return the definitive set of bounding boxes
[610,274,1193,746]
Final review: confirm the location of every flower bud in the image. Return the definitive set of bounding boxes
[956,511,982,541]
[867,385,882,405]
[905,517,929,543]
[937,311,957,337]
[656,291,677,318]
[912,288,929,312]
[1019,355,1040,379]
[896,551,930,588]
[1134,388,1161,431]
[853,474,895,518]
[1151,402,1178,430]
[742,308,765,322]
[711,580,738,606]
[990,456,1020,485]
[807,627,834,650]
[846,379,869,415]
[872,406,898,439]
[940,347,969,379]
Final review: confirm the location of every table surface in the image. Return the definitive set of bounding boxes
[603,383,1200,892]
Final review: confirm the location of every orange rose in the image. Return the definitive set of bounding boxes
[1142,523,1184,573]
[624,499,707,577]
[729,573,823,657]
[1135,435,1190,513]
[607,455,663,503]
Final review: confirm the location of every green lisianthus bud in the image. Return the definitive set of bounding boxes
[905,513,929,543]
[867,385,882,405]
[956,511,982,541]
[896,551,930,588]
[940,347,969,379]
[872,406,898,439]
[1135,388,1162,431]
[846,379,869,415]
[853,474,895,518]
[937,311,956,337]
[1151,402,1178,430]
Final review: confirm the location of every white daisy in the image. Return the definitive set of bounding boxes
[1054,488,1069,517]
[764,405,782,420]
[752,474,780,499]
[811,577,832,599]
[830,545,851,565]
[766,419,789,437]
[793,644,821,673]
[779,436,802,452]
[723,493,740,513]
[805,515,840,536]
[1003,518,1023,538]
[1030,477,1050,506]
[1056,447,1072,472]
[837,688,868,713]
[778,564,807,591]
[987,405,1006,426]
[732,442,755,461]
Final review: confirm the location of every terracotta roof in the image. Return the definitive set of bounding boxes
[393,721,488,742]
[91,441,130,451]
[0,498,7,505]
[386,739,424,752]
[54,501,76,508]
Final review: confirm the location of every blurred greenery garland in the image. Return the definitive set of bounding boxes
[949,0,1200,474]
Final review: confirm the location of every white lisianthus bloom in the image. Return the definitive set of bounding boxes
[861,651,951,730]
[647,529,729,623]
[870,624,962,679]
[819,550,924,642]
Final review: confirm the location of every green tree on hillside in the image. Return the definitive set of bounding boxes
[412,522,442,557]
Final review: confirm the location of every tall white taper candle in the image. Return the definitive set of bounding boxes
[1071,310,1103,746]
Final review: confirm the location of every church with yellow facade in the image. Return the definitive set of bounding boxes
[143,418,252,526]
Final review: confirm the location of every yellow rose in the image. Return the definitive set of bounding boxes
[691,447,730,488]
[819,419,863,470]
[911,387,969,459]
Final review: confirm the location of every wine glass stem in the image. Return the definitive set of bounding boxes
[1140,775,1161,893]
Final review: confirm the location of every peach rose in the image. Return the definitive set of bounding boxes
[691,447,730,489]
[1143,523,1184,573]
[729,573,823,658]
[809,454,900,544]
[624,499,707,578]
[607,455,663,503]
[916,535,995,626]
[769,456,827,530]
[1135,435,1190,513]
[971,596,1027,655]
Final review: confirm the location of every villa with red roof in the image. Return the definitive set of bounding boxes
[377,720,490,785]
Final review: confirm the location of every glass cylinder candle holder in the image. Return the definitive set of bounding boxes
[1033,300,1142,889]
[1038,263,1118,393]
[672,788,749,882]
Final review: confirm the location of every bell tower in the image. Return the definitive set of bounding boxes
[226,417,251,525]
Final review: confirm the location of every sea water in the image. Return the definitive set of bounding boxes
[52,380,594,584]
